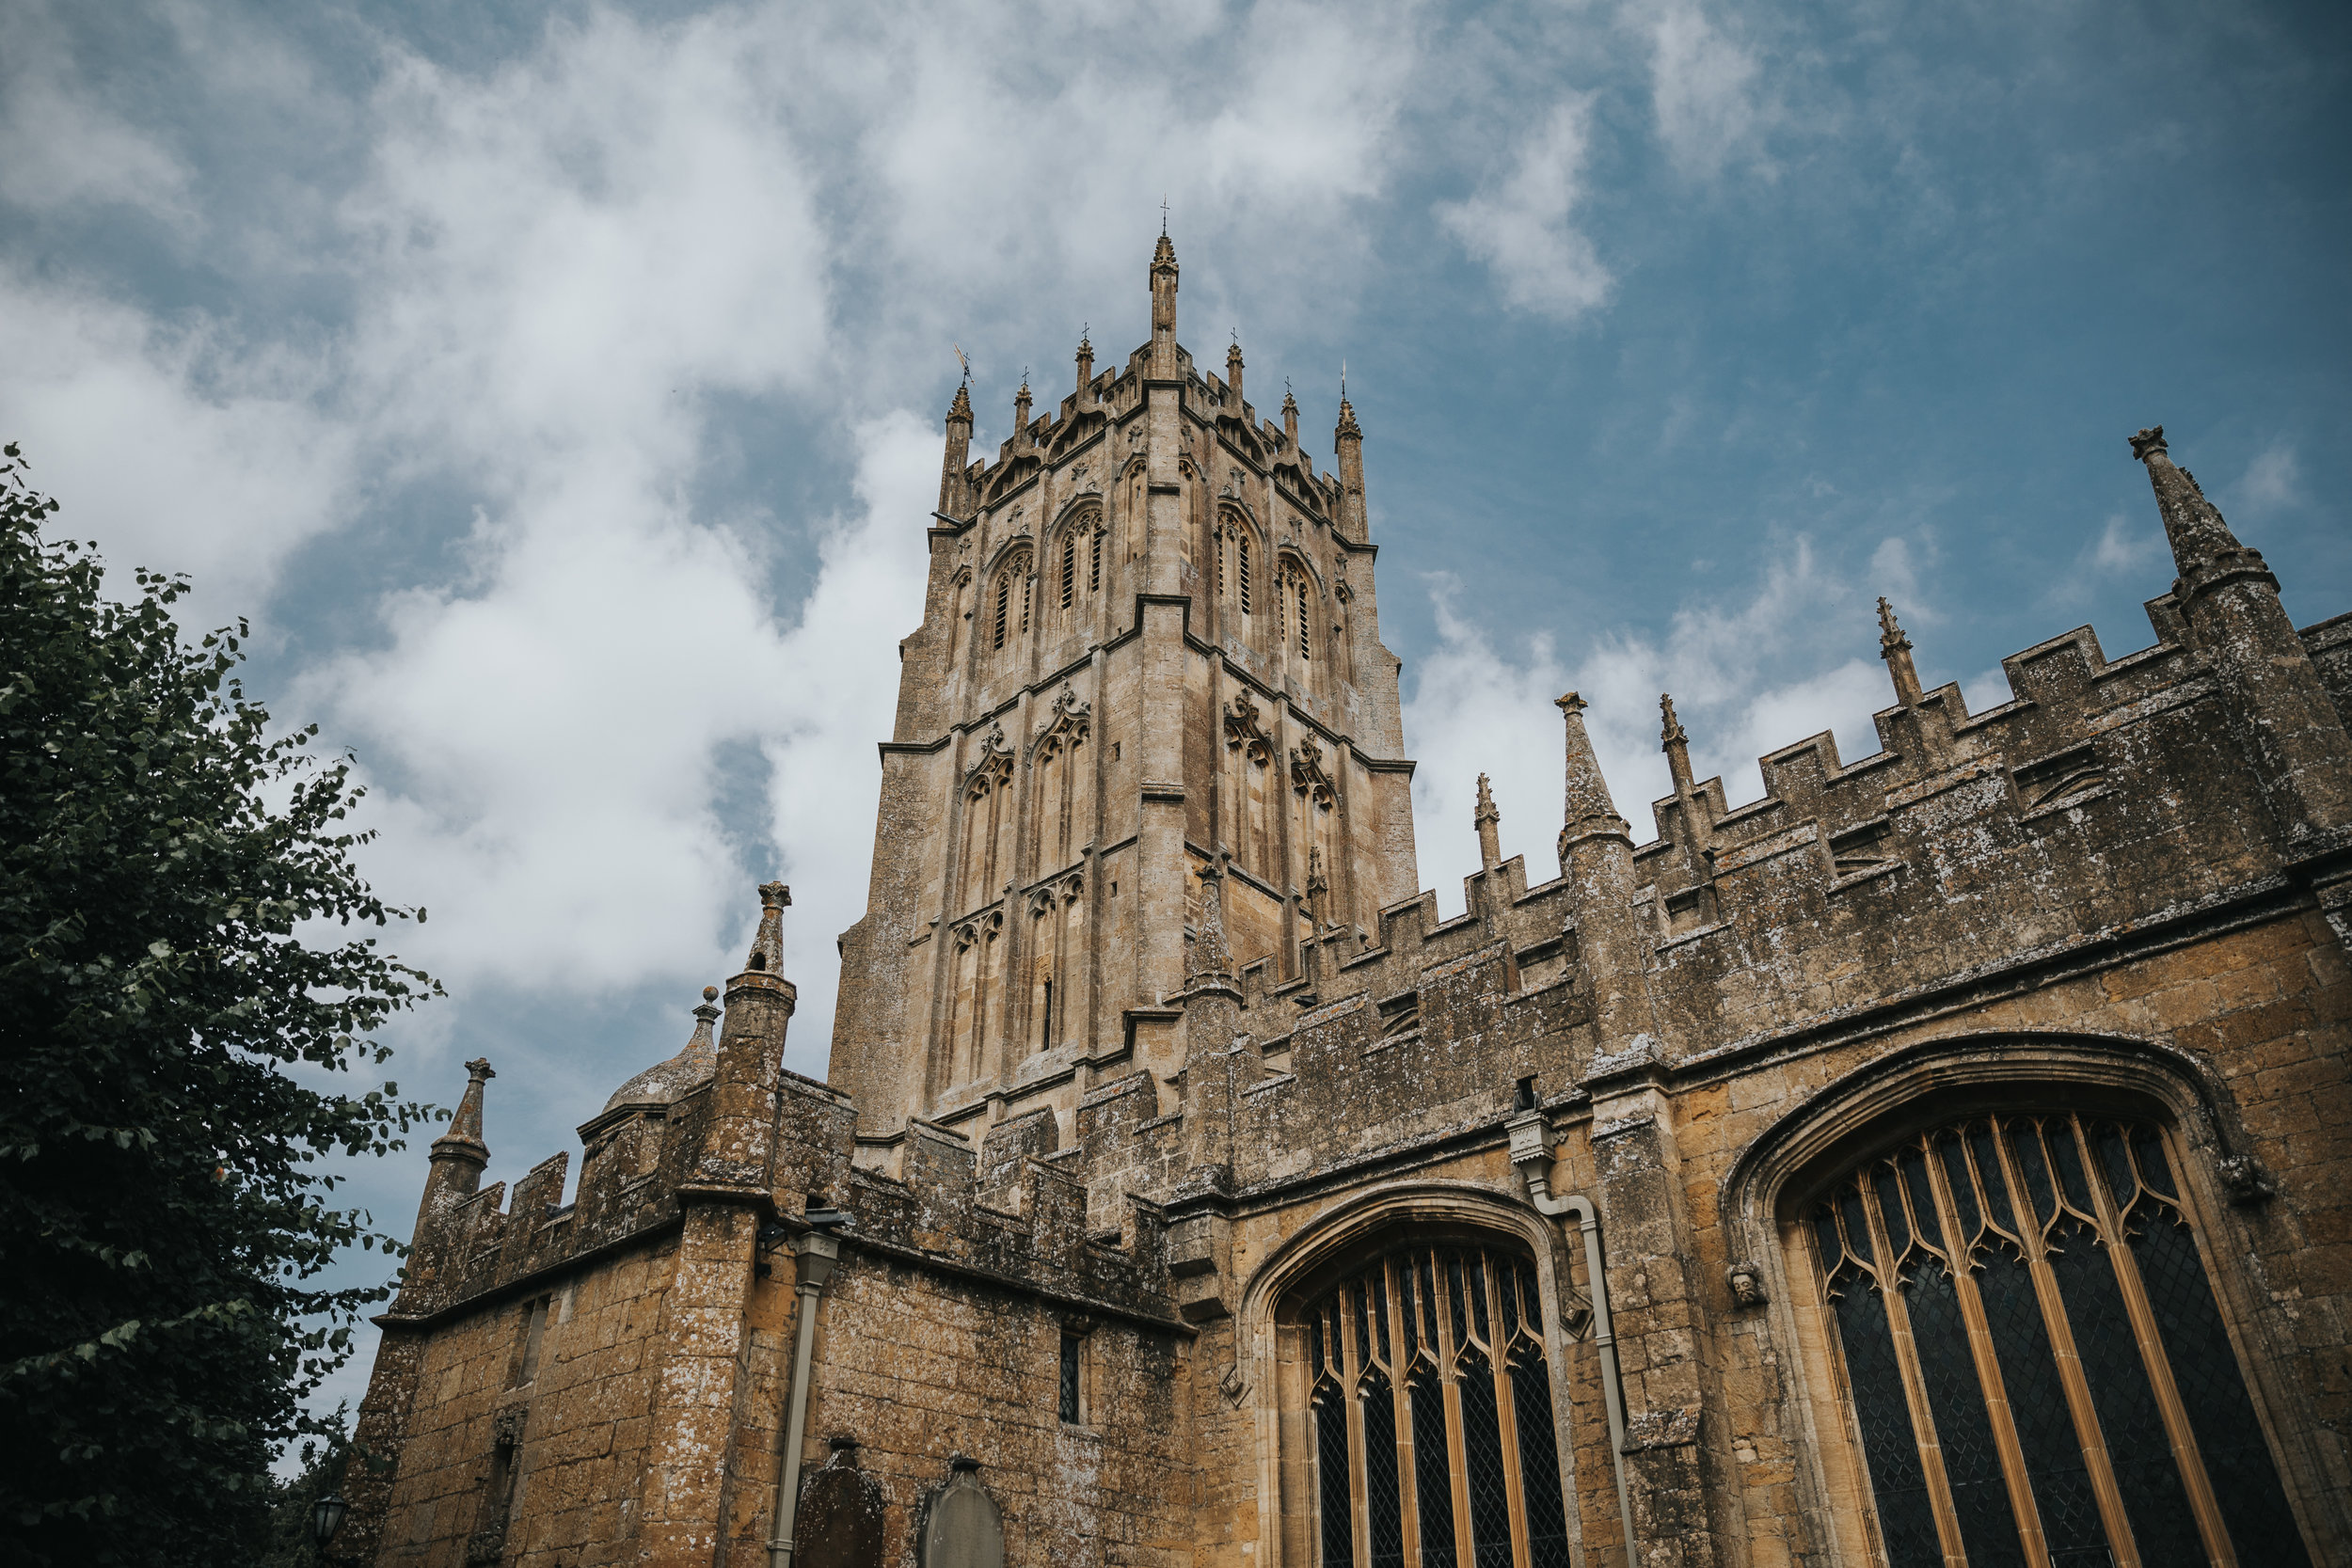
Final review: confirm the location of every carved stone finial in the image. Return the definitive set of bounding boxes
[702,984,719,1002]
[1556,690,1631,862]
[740,880,790,978]
[1877,596,1925,706]
[1659,693,1687,750]
[436,1057,495,1161]
[1473,772,1502,872]
[1877,596,1910,653]
[2130,422,2258,583]
[1306,844,1327,897]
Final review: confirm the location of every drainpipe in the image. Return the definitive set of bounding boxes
[1508,1113,1638,1568]
[768,1230,841,1568]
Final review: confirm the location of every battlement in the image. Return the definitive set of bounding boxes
[953,335,1344,523]
[390,1054,1176,1335]
[1047,586,2352,1220]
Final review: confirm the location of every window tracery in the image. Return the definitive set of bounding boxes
[1057,508,1104,614]
[1808,1109,2308,1566]
[1278,556,1313,661]
[993,547,1034,650]
[1305,1243,1569,1568]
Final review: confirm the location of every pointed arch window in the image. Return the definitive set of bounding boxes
[1061,532,1077,610]
[1809,1111,2309,1566]
[993,550,1033,650]
[1307,1244,1569,1568]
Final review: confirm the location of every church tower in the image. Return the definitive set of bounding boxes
[830,233,1419,1144]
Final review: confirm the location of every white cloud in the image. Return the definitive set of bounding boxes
[0,268,350,623]
[342,9,832,470]
[1404,538,1905,913]
[765,411,942,1069]
[1643,0,1771,180]
[1436,98,1613,323]
[2230,440,2301,516]
[2088,512,2162,575]
[0,1,191,217]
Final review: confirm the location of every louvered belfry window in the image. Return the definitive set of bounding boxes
[1308,1245,1570,1568]
[1811,1112,2309,1567]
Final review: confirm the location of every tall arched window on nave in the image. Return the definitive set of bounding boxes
[1305,1243,1570,1568]
[1808,1110,2309,1566]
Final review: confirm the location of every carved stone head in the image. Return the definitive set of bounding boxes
[1725,1260,1768,1307]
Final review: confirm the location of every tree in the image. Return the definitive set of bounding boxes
[0,443,440,1565]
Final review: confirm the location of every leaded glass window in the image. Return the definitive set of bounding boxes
[1306,1244,1568,1568]
[1810,1112,2308,1566]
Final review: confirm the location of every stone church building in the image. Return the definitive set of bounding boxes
[343,237,2352,1568]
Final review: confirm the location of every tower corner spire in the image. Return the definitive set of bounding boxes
[939,375,975,516]
[1150,230,1180,372]
[1334,372,1367,536]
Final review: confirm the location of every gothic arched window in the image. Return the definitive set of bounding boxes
[993,549,1033,650]
[1305,1243,1570,1568]
[1277,558,1312,661]
[1809,1110,2308,1566]
[1218,522,1252,616]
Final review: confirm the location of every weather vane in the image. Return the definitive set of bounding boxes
[953,343,969,383]
[1160,195,1169,234]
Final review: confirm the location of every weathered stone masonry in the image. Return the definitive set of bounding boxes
[347,241,2352,1568]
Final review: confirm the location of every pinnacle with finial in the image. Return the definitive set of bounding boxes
[1556,691,1631,861]
[1877,596,1925,705]
[1660,693,1687,749]
[683,984,721,1063]
[1877,596,1910,653]
[1474,771,1499,826]
[2130,424,2252,578]
[1191,853,1234,977]
[436,1056,495,1159]
[740,879,790,978]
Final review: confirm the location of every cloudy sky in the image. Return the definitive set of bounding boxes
[5,0,2346,1431]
